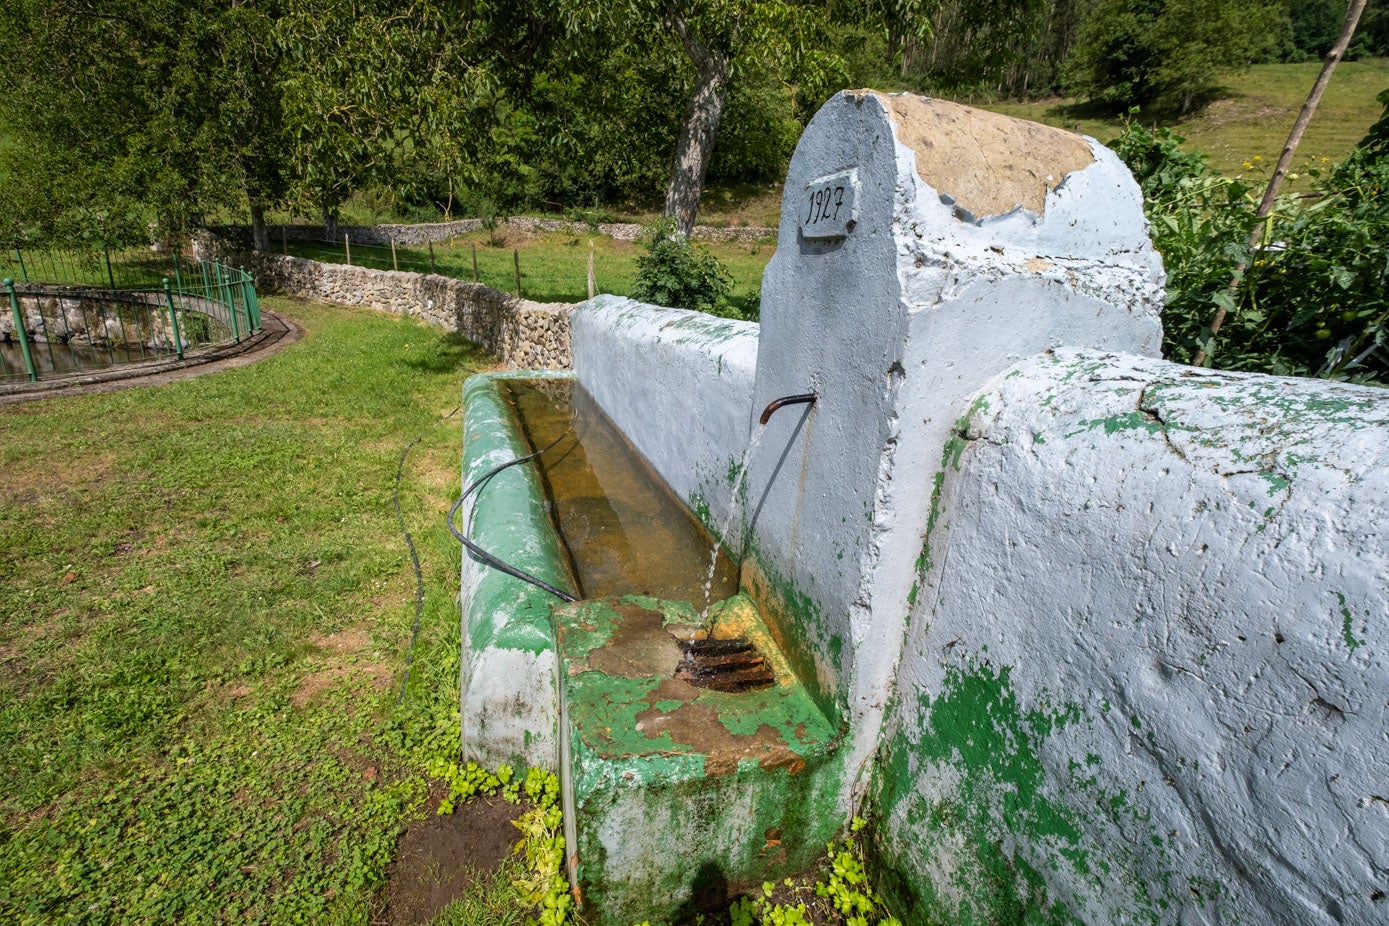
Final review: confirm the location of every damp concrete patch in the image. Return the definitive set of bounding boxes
[553,595,844,925]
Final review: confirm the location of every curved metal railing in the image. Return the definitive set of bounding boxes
[1,258,261,383]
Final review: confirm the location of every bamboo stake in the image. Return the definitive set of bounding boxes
[1193,0,1368,367]
[391,239,398,271]
[587,242,596,300]
[345,234,352,266]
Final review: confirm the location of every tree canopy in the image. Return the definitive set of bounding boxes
[0,0,1373,247]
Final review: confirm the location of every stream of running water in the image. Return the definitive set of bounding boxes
[700,422,768,632]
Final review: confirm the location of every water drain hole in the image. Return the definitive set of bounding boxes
[675,637,775,692]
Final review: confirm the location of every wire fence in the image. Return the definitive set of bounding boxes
[2,253,261,384]
[282,236,605,305]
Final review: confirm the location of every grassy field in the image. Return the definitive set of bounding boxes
[979,58,1389,177]
[0,298,516,923]
[284,228,777,315]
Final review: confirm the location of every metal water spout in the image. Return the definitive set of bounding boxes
[759,393,817,425]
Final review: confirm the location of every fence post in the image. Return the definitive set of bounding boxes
[282,225,288,255]
[587,242,596,300]
[344,233,352,267]
[4,279,37,382]
[240,266,260,330]
[103,245,116,290]
[471,243,478,282]
[218,260,241,343]
[162,277,185,359]
[428,240,436,274]
[248,280,263,331]
[391,239,398,271]
[513,248,521,297]
[14,248,28,283]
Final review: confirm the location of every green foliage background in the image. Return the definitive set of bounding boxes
[1115,89,1389,382]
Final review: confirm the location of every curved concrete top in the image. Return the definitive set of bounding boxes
[867,92,1095,218]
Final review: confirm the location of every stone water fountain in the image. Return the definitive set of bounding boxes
[457,90,1165,924]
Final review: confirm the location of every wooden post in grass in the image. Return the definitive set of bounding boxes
[472,243,479,282]
[281,225,288,255]
[513,248,522,297]
[391,239,398,271]
[344,234,352,266]
[587,242,596,299]
[428,240,436,274]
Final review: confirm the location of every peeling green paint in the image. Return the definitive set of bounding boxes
[461,373,578,656]
[553,595,847,924]
[1336,592,1365,652]
[910,397,991,608]
[874,658,1175,926]
[1065,411,1164,439]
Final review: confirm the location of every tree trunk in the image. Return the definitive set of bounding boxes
[322,201,338,241]
[664,16,730,238]
[250,204,269,253]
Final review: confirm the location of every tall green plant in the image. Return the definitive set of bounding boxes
[630,218,737,318]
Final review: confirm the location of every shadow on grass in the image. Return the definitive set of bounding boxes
[401,332,494,375]
[1043,90,1234,136]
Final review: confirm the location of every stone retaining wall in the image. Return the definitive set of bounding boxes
[249,253,572,369]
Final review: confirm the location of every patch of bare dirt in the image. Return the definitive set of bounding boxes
[292,627,392,707]
[381,793,525,925]
[310,627,373,654]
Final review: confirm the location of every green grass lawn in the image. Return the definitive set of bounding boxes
[0,297,513,923]
[285,229,776,316]
[979,58,1389,177]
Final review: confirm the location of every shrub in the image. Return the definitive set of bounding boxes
[630,218,738,318]
[1113,95,1389,384]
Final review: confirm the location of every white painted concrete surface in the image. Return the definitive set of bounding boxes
[572,295,759,540]
[878,347,1389,925]
[743,90,1165,799]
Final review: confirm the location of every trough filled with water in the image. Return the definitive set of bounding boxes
[458,371,845,925]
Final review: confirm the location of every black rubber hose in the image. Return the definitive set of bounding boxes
[447,431,579,603]
[395,406,461,705]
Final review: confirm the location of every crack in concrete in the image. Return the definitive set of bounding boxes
[1137,383,1191,464]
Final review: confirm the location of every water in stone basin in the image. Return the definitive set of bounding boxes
[504,378,739,604]
[0,338,175,377]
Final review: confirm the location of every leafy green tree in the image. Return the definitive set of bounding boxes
[0,0,288,248]
[1065,0,1285,113]
[562,1,843,236]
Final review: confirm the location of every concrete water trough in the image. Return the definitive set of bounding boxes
[456,90,1389,926]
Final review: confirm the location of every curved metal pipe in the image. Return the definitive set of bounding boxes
[759,393,817,426]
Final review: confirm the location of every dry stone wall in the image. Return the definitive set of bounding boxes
[249,253,572,369]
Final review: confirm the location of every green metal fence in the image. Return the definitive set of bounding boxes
[1,253,261,383]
